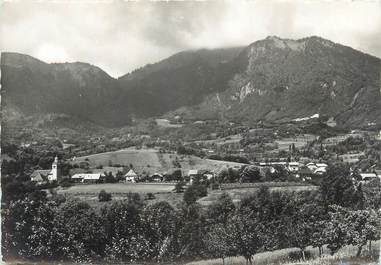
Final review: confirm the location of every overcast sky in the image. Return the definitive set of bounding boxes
[1,0,380,77]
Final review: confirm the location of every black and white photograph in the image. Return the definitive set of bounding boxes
[1,0,381,264]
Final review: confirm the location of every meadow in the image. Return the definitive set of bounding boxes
[59,182,175,195]
[71,147,247,175]
[198,182,318,206]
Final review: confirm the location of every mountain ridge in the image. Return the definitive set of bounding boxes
[1,36,380,128]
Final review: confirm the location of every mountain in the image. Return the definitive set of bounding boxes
[1,52,130,127]
[2,36,380,129]
[166,36,381,127]
[1,48,243,126]
[118,47,243,117]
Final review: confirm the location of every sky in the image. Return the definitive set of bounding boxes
[1,0,381,77]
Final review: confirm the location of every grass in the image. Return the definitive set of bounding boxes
[185,242,380,265]
[198,183,318,206]
[57,182,180,210]
[72,147,247,176]
[58,183,175,195]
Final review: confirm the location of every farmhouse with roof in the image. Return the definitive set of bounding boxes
[125,169,138,182]
[71,173,103,183]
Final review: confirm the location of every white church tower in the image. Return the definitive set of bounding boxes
[49,156,59,181]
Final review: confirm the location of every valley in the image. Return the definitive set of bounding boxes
[1,35,381,265]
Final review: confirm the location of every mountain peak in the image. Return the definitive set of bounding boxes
[1,52,47,67]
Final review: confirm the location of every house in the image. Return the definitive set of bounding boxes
[30,170,50,183]
[71,173,102,183]
[339,152,365,163]
[31,156,59,183]
[151,173,163,182]
[304,162,328,175]
[188,169,200,184]
[297,166,314,180]
[360,173,379,182]
[306,162,317,171]
[288,162,299,173]
[71,173,85,183]
[125,169,138,182]
[314,167,327,175]
[376,130,381,141]
[316,163,328,168]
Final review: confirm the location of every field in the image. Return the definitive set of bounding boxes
[58,181,318,208]
[198,182,318,206]
[57,182,180,207]
[275,139,309,151]
[59,183,175,195]
[71,147,248,175]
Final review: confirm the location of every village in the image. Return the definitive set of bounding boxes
[27,122,381,190]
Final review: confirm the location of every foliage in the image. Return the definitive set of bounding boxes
[319,164,359,208]
[98,190,112,202]
[174,181,186,193]
[183,184,208,205]
[240,166,261,183]
[2,163,381,263]
[207,192,235,225]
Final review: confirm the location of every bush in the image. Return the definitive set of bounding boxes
[145,192,155,200]
[183,184,208,205]
[174,181,186,193]
[98,189,112,202]
[59,178,72,188]
[287,250,313,261]
[211,183,220,190]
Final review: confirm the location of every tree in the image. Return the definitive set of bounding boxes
[53,198,106,261]
[310,220,328,257]
[218,167,239,183]
[2,198,40,259]
[345,209,380,257]
[99,190,112,202]
[141,202,177,261]
[285,216,312,260]
[231,211,263,265]
[207,192,235,225]
[174,181,185,193]
[183,184,207,205]
[324,206,349,255]
[101,198,147,261]
[175,203,207,258]
[104,172,116,183]
[204,223,236,264]
[320,164,358,208]
[24,201,58,260]
[240,166,261,183]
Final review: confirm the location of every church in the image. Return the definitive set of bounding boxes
[30,156,60,183]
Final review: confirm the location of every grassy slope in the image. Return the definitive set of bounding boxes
[72,147,247,175]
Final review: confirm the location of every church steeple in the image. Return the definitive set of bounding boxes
[50,156,59,181]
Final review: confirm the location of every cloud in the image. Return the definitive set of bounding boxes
[1,0,380,77]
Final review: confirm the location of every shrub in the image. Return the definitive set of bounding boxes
[145,193,155,200]
[211,183,220,190]
[288,250,313,261]
[98,189,112,202]
[174,181,186,193]
[183,184,208,205]
[59,178,72,188]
